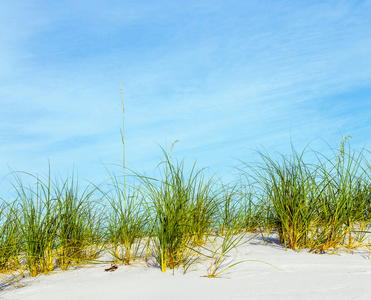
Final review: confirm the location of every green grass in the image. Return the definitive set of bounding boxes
[0,201,19,273]
[244,145,320,250]
[0,170,105,277]
[1,139,371,280]
[137,145,219,272]
[240,140,371,252]
[103,172,148,265]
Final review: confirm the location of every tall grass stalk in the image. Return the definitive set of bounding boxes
[120,83,126,190]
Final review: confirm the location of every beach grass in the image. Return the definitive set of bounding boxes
[1,139,371,281]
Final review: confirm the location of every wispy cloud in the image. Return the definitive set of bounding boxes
[1,0,371,191]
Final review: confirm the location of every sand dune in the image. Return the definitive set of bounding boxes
[2,233,371,300]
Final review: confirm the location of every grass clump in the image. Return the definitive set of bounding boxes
[240,138,371,253]
[311,144,371,252]
[11,172,60,276]
[55,177,104,270]
[246,146,319,251]
[138,145,219,272]
[2,170,105,277]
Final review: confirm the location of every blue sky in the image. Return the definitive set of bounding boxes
[1,0,371,192]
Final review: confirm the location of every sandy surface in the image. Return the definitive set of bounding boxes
[2,234,371,300]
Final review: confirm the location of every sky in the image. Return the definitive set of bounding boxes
[1,0,371,194]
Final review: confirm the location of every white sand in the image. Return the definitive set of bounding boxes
[2,234,371,300]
